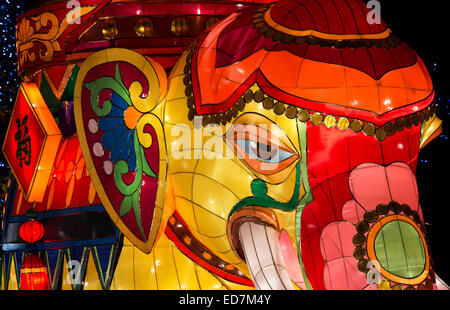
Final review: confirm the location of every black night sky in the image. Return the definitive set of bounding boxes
[376,0,450,284]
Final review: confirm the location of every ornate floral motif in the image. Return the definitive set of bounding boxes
[75,47,168,253]
[16,7,95,67]
[85,63,157,238]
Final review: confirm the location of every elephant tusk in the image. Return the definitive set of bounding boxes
[238,221,294,290]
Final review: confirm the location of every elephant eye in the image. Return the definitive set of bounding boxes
[235,140,294,164]
[226,124,299,175]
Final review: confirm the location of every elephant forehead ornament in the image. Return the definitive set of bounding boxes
[75,0,444,290]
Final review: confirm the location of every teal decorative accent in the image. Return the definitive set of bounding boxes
[65,247,90,290]
[91,244,120,290]
[84,64,131,118]
[60,65,79,102]
[229,163,302,216]
[1,252,12,289]
[44,249,64,290]
[230,163,300,216]
[40,73,60,121]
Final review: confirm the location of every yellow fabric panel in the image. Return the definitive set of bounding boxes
[173,196,198,233]
[110,239,135,290]
[191,172,236,223]
[266,165,298,203]
[166,54,188,101]
[110,236,159,289]
[163,97,189,125]
[166,76,188,104]
[83,250,102,290]
[134,248,158,290]
[169,173,194,202]
[172,247,200,290]
[111,233,254,290]
[123,236,134,246]
[156,232,176,247]
[192,203,227,239]
[218,277,254,290]
[1,259,5,290]
[8,258,18,290]
[61,256,72,290]
[109,230,260,290]
[193,156,252,201]
[153,245,181,289]
[194,264,227,290]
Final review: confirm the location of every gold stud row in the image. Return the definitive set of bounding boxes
[182,42,436,141]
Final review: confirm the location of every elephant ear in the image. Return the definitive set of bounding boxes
[74,48,168,253]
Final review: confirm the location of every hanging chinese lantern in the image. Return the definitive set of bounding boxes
[20,253,50,290]
[19,219,44,243]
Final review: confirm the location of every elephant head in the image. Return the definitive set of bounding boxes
[74,0,445,290]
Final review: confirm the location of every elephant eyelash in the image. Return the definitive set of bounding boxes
[226,125,299,175]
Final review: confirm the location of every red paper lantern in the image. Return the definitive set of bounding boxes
[19,219,44,243]
[20,253,50,290]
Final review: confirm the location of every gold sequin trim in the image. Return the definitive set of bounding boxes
[183,42,437,142]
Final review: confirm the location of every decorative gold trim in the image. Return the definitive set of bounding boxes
[183,41,436,142]
[264,5,391,40]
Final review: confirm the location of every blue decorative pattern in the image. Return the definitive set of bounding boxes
[98,92,137,172]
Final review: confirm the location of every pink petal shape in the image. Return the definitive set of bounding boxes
[349,163,392,211]
[342,199,366,225]
[320,221,355,262]
[279,230,307,290]
[323,256,367,290]
[349,162,420,213]
[385,162,419,211]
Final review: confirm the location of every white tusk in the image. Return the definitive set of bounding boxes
[238,221,294,290]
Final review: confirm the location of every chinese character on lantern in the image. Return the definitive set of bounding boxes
[14,114,32,168]
[2,83,62,202]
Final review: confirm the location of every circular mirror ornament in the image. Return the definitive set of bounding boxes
[353,201,434,289]
[366,215,429,286]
